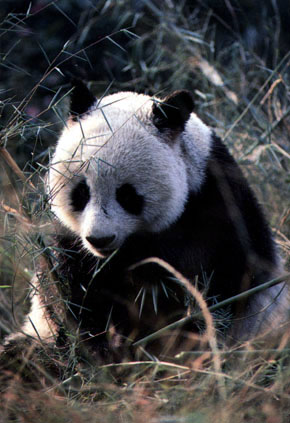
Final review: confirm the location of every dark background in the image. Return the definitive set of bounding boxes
[1,0,289,165]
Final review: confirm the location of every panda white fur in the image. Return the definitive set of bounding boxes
[20,83,289,357]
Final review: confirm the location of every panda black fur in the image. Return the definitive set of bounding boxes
[20,86,289,357]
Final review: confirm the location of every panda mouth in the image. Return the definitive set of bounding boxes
[94,248,117,259]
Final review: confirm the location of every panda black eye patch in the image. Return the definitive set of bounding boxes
[116,183,144,215]
[71,178,90,212]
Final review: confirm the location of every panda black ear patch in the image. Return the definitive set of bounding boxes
[152,90,194,132]
[70,78,96,119]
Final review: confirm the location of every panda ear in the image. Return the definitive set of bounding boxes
[152,90,194,133]
[69,78,96,119]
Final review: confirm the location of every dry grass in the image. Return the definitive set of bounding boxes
[0,1,290,422]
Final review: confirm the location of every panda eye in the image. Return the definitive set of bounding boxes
[116,183,144,215]
[71,179,90,212]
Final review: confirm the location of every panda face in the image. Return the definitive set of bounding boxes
[48,91,211,258]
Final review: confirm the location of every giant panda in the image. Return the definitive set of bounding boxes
[19,83,289,358]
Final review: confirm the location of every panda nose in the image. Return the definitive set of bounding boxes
[86,235,116,250]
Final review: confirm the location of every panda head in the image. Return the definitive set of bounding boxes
[49,83,212,257]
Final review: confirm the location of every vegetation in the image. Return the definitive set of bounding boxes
[0,1,290,421]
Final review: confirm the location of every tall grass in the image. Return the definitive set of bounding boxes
[0,1,290,422]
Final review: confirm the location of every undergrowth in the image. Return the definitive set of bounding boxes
[0,1,290,422]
